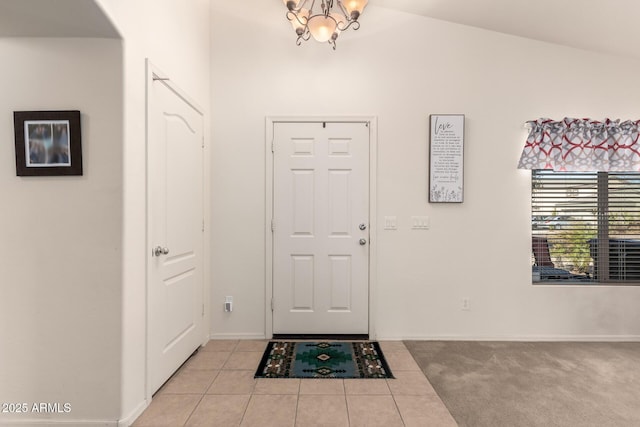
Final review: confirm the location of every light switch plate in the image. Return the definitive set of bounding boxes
[384,216,397,230]
[411,216,430,229]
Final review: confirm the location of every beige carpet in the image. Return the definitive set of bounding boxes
[404,341,640,427]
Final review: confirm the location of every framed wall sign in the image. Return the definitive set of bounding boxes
[14,110,83,176]
[429,114,464,203]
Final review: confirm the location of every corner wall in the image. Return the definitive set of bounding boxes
[97,0,212,423]
[0,0,211,424]
[0,38,123,425]
[209,4,640,340]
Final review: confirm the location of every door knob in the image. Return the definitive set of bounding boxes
[359,223,367,230]
[359,238,367,246]
[153,246,170,256]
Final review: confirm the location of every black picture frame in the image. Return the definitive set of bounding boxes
[14,110,82,176]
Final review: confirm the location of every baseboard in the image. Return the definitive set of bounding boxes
[118,399,149,427]
[390,334,640,342]
[208,333,640,342]
[272,334,369,340]
[0,419,117,427]
[209,332,266,340]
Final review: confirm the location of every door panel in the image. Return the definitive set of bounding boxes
[292,255,314,310]
[273,121,369,334]
[148,78,204,394]
[329,255,351,310]
[328,170,350,235]
[292,170,315,235]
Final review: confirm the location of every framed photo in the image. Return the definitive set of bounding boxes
[14,110,82,176]
[429,114,465,203]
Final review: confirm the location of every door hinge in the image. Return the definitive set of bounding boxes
[202,304,205,316]
[202,136,205,148]
[271,140,275,153]
[271,298,274,312]
[271,219,275,232]
[202,219,205,232]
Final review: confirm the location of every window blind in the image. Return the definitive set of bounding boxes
[531,170,640,284]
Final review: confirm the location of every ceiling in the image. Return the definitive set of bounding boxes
[375,0,640,60]
[0,0,119,38]
[0,0,638,60]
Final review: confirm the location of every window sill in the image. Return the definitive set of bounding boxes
[532,280,640,287]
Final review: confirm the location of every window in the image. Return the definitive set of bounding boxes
[531,170,640,284]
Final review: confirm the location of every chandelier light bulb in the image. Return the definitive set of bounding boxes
[341,0,368,19]
[307,15,337,43]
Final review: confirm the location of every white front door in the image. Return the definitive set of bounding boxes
[272,121,370,335]
[148,74,205,394]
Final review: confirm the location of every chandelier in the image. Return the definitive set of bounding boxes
[283,0,369,49]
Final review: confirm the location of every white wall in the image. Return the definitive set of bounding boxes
[210,4,640,340]
[0,38,123,425]
[96,0,211,424]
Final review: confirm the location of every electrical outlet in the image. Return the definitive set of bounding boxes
[462,298,470,311]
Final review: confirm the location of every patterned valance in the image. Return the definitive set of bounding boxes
[517,118,640,171]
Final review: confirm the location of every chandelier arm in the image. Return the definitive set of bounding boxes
[296,31,311,46]
[321,0,334,17]
[287,10,309,27]
[335,1,350,20]
[305,0,316,14]
[337,20,360,32]
[291,0,314,13]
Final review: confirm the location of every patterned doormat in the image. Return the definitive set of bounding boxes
[254,341,394,379]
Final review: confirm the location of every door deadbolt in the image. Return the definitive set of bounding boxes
[359,223,367,230]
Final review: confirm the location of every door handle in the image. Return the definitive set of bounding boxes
[359,238,367,246]
[153,246,170,256]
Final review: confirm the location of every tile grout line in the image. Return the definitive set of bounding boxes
[343,389,351,426]
[182,363,223,426]
[340,380,348,426]
[231,343,253,426]
[391,394,407,427]
[180,391,208,427]
[239,344,254,426]
[294,388,300,427]
[237,393,253,426]
[294,379,301,426]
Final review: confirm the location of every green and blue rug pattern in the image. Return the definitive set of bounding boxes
[254,341,394,379]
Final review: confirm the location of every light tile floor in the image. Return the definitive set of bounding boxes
[132,340,457,427]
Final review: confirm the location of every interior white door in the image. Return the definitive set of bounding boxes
[148,76,204,394]
[272,121,370,335]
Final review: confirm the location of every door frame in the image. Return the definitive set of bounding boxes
[265,116,378,339]
[145,60,211,399]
